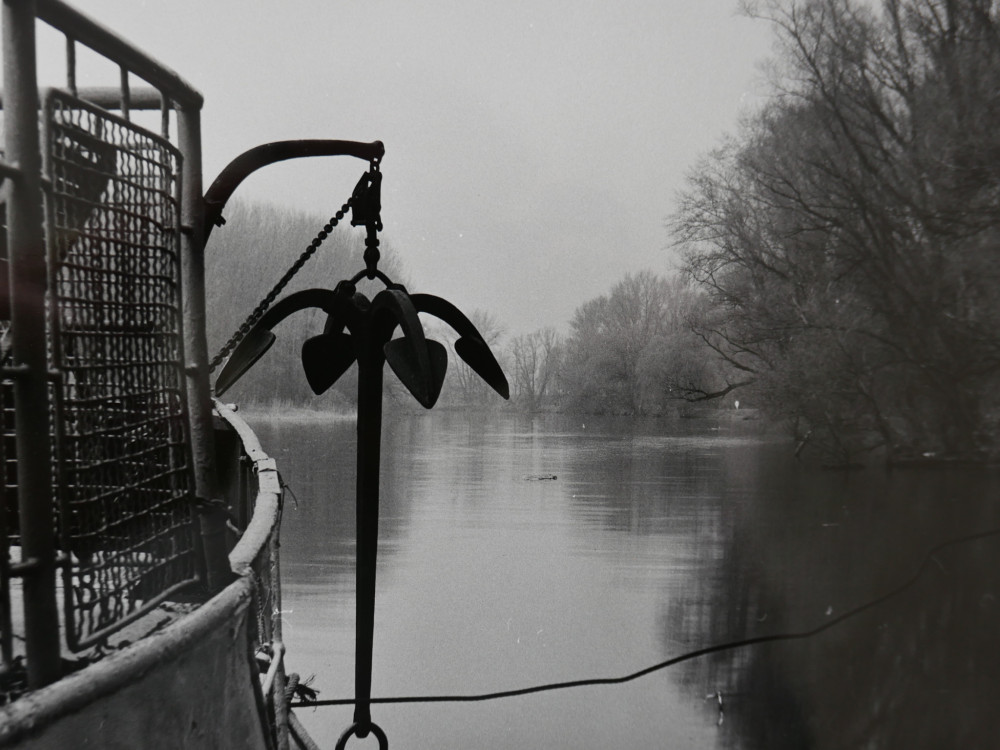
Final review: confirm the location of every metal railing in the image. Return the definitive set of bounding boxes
[1,0,223,692]
[215,400,289,749]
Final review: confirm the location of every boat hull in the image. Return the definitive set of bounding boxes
[0,575,270,749]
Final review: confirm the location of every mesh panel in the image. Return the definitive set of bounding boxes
[43,89,199,650]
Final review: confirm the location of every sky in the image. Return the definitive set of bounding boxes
[36,0,775,335]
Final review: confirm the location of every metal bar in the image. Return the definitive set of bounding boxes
[0,428,11,668]
[177,106,231,593]
[119,65,130,120]
[64,35,76,95]
[269,450,288,750]
[0,160,22,181]
[271,529,290,750]
[0,86,171,112]
[203,139,384,243]
[3,0,61,688]
[161,94,170,139]
[75,85,161,110]
[269,498,283,640]
[35,0,203,110]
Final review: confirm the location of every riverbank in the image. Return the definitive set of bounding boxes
[230,402,356,423]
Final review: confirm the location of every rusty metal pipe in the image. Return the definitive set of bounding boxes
[0,86,164,111]
[178,106,233,593]
[3,0,61,689]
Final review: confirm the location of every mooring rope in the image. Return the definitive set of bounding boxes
[290,526,1000,708]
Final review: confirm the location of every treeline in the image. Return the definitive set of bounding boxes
[205,1,1000,466]
[438,270,717,417]
[670,0,1000,463]
[202,199,714,418]
[470,0,1000,466]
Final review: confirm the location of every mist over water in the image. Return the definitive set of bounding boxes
[251,411,1000,749]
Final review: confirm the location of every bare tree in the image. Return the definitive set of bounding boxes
[673,0,1000,462]
[509,327,562,412]
[560,271,707,414]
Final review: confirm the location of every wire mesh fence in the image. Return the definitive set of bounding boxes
[40,89,200,651]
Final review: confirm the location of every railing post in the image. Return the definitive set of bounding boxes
[177,105,232,592]
[2,0,61,687]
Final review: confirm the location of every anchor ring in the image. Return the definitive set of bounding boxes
[335,721,388,749]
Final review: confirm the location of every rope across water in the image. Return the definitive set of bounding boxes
[290,526,1000,709]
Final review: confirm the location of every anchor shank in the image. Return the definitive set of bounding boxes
[353,351,384,735]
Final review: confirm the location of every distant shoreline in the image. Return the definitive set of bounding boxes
[224,403,356,422]
[226,400,762,421]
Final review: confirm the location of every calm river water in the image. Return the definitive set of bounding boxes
[251,410,1000,749]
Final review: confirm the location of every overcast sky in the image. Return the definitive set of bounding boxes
[45,1,774,334]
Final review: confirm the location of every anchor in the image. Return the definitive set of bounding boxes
[213,153,508,747]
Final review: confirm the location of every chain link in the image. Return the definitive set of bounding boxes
[208,195,355,372]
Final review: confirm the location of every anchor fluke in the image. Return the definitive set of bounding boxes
[422,339,449,407]
[455,336,510,399]
[384,337,448,408]
[302,332,357,395]
[409,293,510,400]
[215,329,277,396]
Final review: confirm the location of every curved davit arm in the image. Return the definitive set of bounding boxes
[203,139,385,242]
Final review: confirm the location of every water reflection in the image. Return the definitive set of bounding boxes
[672,447,1000,749]
[250,410,1000,749]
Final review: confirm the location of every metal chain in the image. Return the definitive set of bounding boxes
[208,195,355,372]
